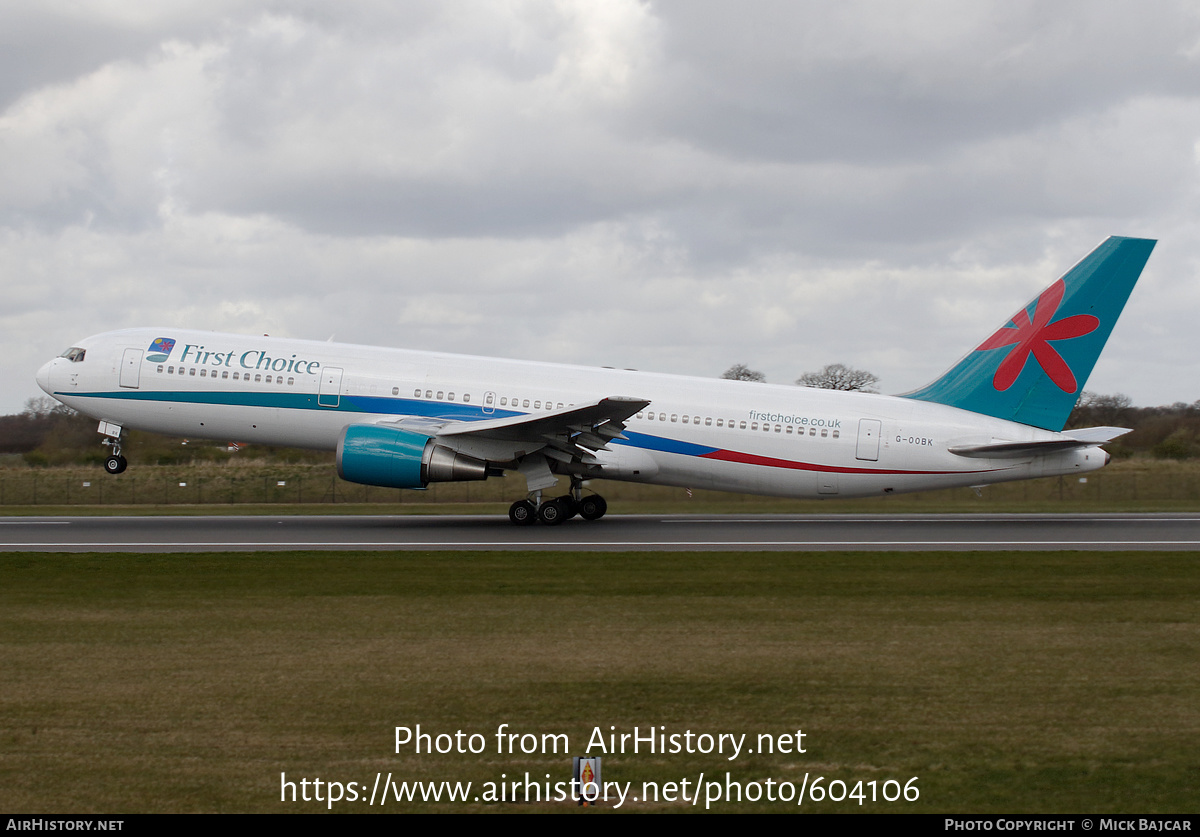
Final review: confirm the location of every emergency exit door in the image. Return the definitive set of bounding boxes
[856,419,881,461]
[119,348,143,389]
[318,367,343,407]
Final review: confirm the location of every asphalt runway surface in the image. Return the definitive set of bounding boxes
[1,513,1199,552]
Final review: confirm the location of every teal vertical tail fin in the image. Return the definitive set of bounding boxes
[904,236,1156,431]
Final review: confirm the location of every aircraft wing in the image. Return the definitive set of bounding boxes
[384,396,650,465]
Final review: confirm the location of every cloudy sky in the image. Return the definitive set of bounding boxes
[3,0,1199,415]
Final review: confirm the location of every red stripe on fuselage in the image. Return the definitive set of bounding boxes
[698,448,993,476]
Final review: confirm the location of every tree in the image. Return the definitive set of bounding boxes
[722,363,766,383]
[23,396,75,418]
[796,363,878,392]
[1071,392,1133,426]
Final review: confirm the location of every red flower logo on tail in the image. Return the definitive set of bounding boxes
[976,279,1098,393]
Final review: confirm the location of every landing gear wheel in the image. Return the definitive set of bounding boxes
[103,455,127,475]
[555,494,579,520]
[537,498,568,526]
[578,494,607,521]
[508,499,537,526]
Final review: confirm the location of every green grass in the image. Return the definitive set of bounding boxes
[3,457,1200,515]
[2,550,1197,812]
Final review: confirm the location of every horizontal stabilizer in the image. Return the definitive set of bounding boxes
[949,426,1129,459]
[1061,426,1132,444]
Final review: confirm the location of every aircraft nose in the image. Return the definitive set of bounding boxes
[36,359,54,394]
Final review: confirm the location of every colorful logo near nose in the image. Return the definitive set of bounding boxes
[146,337,176,363]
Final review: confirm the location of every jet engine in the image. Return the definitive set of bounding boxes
[336,425,489,489]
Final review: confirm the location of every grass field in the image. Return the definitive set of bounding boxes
[2,549,1197,813]
[3,457,1200,516]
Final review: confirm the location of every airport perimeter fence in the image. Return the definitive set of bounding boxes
[0,459,1199,509]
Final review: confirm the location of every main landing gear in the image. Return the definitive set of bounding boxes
[507,478,608,526]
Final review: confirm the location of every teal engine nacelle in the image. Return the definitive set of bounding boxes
[336,425,490,489]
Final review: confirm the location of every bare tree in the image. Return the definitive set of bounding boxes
[796,363,879,392]
[722,363,766,382]
[22,396,76,418]
[1072,392,1133,426]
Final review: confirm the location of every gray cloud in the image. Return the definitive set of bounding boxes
[2,0,1198,414]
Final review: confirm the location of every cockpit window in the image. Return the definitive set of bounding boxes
[59,347,86,363]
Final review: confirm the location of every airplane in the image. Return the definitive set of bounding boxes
[35,236,1155,525]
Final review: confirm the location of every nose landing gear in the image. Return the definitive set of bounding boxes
[100,424,127,474]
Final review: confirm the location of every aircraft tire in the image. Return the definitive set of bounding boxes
[579,495,607,521]
[537,498,568,526]
[555,494,579,519]
[508,499,537,526]
[104,455,127,475]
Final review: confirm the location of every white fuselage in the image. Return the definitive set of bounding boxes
[36,328,1107,499]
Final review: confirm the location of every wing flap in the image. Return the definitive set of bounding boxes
[433,395,649,465]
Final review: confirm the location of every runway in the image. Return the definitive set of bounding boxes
[1,512,1199,552]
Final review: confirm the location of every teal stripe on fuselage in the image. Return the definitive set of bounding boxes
[63,390,722,457]
[64,389,520,422]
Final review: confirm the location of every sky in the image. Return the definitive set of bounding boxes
[3,0,1199,415]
